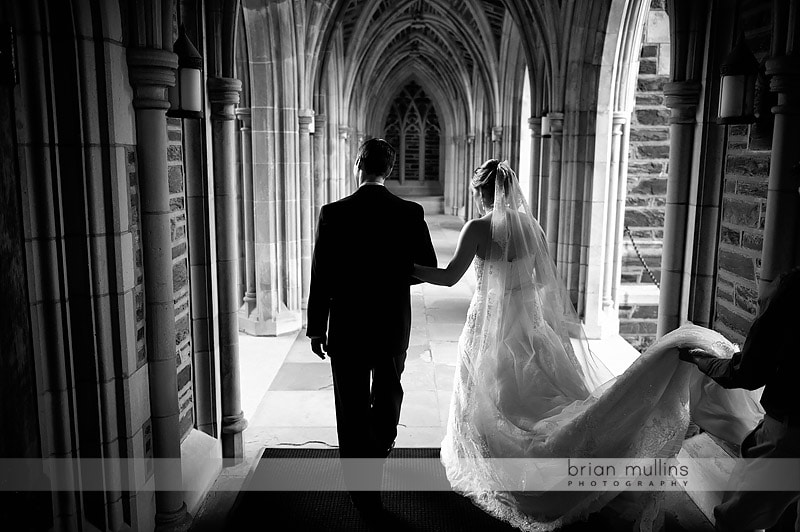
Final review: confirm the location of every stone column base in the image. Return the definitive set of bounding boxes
[238,310,302,336]
[154,502,192,532]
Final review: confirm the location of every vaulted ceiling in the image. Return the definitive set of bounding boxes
[318,0,525,135]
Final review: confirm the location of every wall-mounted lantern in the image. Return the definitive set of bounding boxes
[541,114,551,137]
[718,35,758,124]
[168,25,203,119]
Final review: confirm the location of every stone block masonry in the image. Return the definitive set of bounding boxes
[168,118,194,442]
[128,147,147,369]
[712,0,773,346]
[715,128,769,345]
[619,0,670,351]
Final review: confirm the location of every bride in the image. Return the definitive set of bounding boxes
[412,159,750,531]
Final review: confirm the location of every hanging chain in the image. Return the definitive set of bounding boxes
[624,225,660,289]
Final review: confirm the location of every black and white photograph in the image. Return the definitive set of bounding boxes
[1,0,799,531]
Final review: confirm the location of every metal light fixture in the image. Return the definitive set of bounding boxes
[718,35,758,124]
[541,114,551,137]
[168,25,203,119]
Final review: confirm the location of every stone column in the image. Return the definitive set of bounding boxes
[399,129,407,184]
[611,114,632,308]
[236,108,256,318]
[602,113,627,312]
[298,111,313,322]
[356,133,365,192]
[313,114,327,220]
[419,128,426,181]
[185,116,216,437]
[338,126,349,196]
[539,134,551,232]
[657,81,701,337]
[545,113,564,259]
[491,126,503,159]
[528,117,542,217]
[760,56,800,295]
[126,48,191,531]
[465,134,475,220]
[454,136,466,215]
[207,77,247,461]
[327,120,338,201]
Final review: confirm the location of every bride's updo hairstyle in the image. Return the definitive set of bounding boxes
[472,158,512,206]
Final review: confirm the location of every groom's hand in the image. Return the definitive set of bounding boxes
[310,336,328,360]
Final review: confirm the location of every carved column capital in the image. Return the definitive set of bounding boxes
[208,77,242,120]
[611,111,628,136]
[338,126,349,139]
[298,114,313,130]
[315,114,327,128]
[528,117,542,136]
[466,134,475,144]
[235,107,252,129]
[548,112,564,134]
[126,48,178,110]
[664,81,701,123]
[612,111,629,125]
[491,126,503,142]
[766,55,800,114]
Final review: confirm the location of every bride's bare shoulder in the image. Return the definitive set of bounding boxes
[463,215,491,237]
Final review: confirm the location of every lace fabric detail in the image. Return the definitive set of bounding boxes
[444,276,743,531]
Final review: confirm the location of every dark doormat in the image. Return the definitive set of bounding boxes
[226,448,712,532]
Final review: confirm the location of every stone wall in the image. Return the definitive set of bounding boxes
[129,148,147,372]
[618,0,670,351]
[167,118,194,441]
[713,0,773,345]
[127,147,154,480]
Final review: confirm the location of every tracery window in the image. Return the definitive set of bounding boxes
[383,81,440,183]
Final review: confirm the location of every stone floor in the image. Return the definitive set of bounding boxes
[190,214,712,531]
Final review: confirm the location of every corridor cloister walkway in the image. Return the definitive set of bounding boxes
[241,214,640,458]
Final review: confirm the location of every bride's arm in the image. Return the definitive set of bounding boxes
[413,220,481,286]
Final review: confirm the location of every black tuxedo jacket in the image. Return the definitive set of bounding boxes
[306,185,437,360]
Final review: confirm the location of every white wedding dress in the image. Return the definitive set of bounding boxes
[439,166,761,531]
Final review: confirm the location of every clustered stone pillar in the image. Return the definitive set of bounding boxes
[491,126,503,159]
[657,81,701,337]
[236,107,257,317]
[126,48,191,531]
[528,117,542,217]
[454,136,466,215]
[313,114,327,220]
[545,112,564,259]
[465,134,475,220]
[298,111,314,323]
[539,129,552,233]
[208,77,247,461]
[339,126,349,196]
[419,129,426,181]
[611,113,631,313]
[760,55,800,295]
[399,130,407,184]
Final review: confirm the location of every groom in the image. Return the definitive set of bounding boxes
[306,138,436,511]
